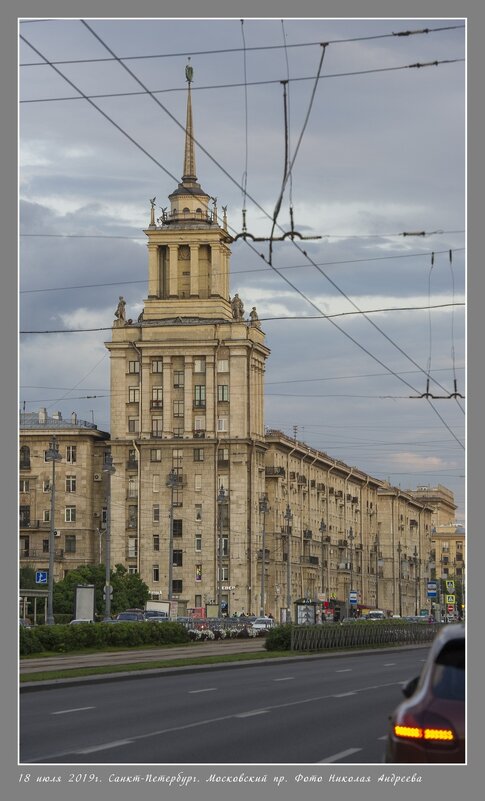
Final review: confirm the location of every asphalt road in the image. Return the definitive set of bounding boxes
[20,648,428,764]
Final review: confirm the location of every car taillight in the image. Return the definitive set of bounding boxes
[394,712,456,744]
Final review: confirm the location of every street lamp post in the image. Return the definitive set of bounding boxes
[348,527,355,617]
[102,453,116,620]
[319,519,327,600]
[259,495,269,616]
[397,541,403,616]
[413,545,419,615]
[166,468,179,606]
[217,485,227,617]
[284,504,293,622]
[45,436,62,625]
[374,534,380,610]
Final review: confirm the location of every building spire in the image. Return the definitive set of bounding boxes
[183,60,197,182]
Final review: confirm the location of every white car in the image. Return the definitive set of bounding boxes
[251,617,276,631]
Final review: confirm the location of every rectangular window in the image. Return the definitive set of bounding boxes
[173,400,184,417]
[173,427,184,438]
[152,504,160,523]
[173,519,183,537]
[150,449,162,462]
[195,594,202,608]
[172,579,183,594]
[128,386,140,403]
[193,448,204,462]
[128,566,138,575]
[217,359,229,372]
[128,448,137,465]
[218,384,229,402]
[173,370,184,388]
[219,566,229,581]
[65,474,76,493]
[19,506,30,527]
[194,385,206,408]
[152,360,163,373]
[65,506,76,523]
[43,509,50,523]
[195,535,202,552]
[195,564,202,582]
[172,449,183,463]
[218,447,229,465]
[219,536,229,557]
[19,479,30,493]
[195,504,203,522]
[194,474,202,492]
[151,387,163,408]
[65,535,76,553]
[128,537,138,558]
[128,477,137,498]
[152,474,160,493]
[194,417,206,434]
[172,487,183,508]
[128,360,140,373]
[101,506,107,528]
[128,417,139,433]
[42,539,49,553]
[194,358,206,373]
[151,417,163,436]
[127,505,137,528]
[66,445,77,464]
[43,480,51,492]
[173,550,183,567]
[217,417,228,432]
[153,534,160,551]
[152,565,160,582]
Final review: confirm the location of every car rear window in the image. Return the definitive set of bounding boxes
[431,638,465,701]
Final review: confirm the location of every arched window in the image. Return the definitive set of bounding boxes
[20,445,30,469]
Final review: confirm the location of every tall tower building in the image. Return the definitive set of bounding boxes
[106,67,270,615]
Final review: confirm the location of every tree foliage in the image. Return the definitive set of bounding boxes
[19,566,38,589]
[52,563,150,618]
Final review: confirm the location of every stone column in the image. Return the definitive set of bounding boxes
[168,245,178,297]
[147,243,159,297]
[162,356,172,435]
[190,244,199,296]
[210,244,221,296]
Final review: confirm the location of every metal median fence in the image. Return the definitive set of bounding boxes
[290,622,442,651]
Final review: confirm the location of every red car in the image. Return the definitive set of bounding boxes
[385,624,465,763]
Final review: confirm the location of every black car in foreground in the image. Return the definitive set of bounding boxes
[385,623,465,763]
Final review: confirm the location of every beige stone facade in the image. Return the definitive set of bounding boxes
[19,410,110,581]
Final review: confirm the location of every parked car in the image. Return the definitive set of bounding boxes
[144,610,169,621]
[115,610,145,622]
[69,619,95,624]
[384,623,465,763]
[366,609,386,620]
[145,615,170,623]
[250,616,276,631]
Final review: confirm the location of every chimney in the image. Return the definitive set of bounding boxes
[71,412,77,425]
[38,408,47,423]
[52,411,62,420]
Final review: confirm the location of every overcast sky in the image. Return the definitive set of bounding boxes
[19,17,466,519]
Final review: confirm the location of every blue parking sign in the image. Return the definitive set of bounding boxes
[36,571,48,584]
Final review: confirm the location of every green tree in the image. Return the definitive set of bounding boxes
[52,564,149,619]
[19,566,38,589]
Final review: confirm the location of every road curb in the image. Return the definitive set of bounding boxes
[19,644,430,692]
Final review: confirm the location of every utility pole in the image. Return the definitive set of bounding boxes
[259,495,269,616]
[102,453,116,619]
[348,527,355,617]
[217,486,227,617]
[413,545,419,615]
[284,504,293,622]
[45,436,62,625]
[397,540,403,616]
[319,519,327,601]
[375,534,380,609]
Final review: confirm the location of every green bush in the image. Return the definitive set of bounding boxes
[19,621,190,655]
[264,624,293,651]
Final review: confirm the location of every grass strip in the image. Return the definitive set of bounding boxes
[20,650,291,682]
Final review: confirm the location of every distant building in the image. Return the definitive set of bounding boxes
[19,409,110,581]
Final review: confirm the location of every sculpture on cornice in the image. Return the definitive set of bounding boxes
[114,296,126,322]
[231,293,244,321]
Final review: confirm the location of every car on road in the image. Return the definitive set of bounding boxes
[384,623,465,763]
[144,610,169,621]
[69,619,95,624]
[115,610,145,622]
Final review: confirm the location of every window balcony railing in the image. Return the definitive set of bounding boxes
[20,548,65,560]
[265,466,286,477]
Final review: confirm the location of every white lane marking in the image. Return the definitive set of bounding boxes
[335,668,352,672]
[318,747,362,763]
[377,735,388,740]
[383,663,396,666]
[273,677,295,681]
[333,692,356,697]
[76,739,133,754]
[235,710,268,718]
[188,688,217,694]
[51,706,95,715]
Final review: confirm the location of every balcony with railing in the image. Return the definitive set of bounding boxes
[20,548,65,560]
[265,466,286,478]
[301,555,319,566]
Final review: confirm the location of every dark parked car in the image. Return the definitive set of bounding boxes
[385,624,465,763]
[115,610,145,622]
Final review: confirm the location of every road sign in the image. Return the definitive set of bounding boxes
[445,580,455,592]
[427,581,437,598]
[35,571,48,584]
[446,594,456,604]
[349,590,358,605]
[103,585,113,600]
[447,604,455,613]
